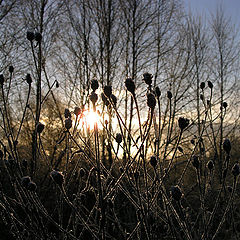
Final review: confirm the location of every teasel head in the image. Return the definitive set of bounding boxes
[232,163,240,177]
[26,73,32,85]
[149,156,157,168]
[9,66,14,73]
[27,31,34,41]
[178,117,189,131]
[89,91,98,105]
[207,160,214,171]
[91,79,99,92]
[50,170,64,186]
[147,93,156,110]
[155,86,161,98]
[171,185,182,201]
[116,133,122,144]
[200,82,205,90]
[65,118,72,130]
[103,85,112,98]
[64,108,71,119]
[143,72,153,86]
[36,122,44,134]
[125,78,135,95]
[223,139,231,155]
[74,107,81,116]
[208,81,213,89]
[167,91,172,99]
[34,32,42,43]
[0,74,4,85]
[192,155,199,169]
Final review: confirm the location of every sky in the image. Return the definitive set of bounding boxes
[183,0,240,25]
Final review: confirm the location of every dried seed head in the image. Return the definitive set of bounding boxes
[103,85,112,98]
[74,107,81,116]
[178,146,183,153]
[101,93,109,106]
[89,91,98,104]
[178,117,189,131]
[125,78,135,95]
[232,163,240,177]
[27,31,34,41]
[0,74,4,85]
[200,94,204,101]
[147,93,156,110]
[9,66,14,73]
[192,156,199,169]
[223,102,228,109]
[143,72,153,85]
[36,122,44,134]
[34,32,42,42]
[110,94,117,106]
[91,79,99,92]
[50,170,64,186]
[223,139,231,155]
[208,81,213,89]
[167,91,172,99]
[21,176,31,188]
[65,118,72,130]
[171,185,182,201]
[56,81,59,88]
[200,82,205,90]
[26,74,32,84]
[64,108,71,119]
[150,156,157,168]
[116,133,122,144]
[155,86,161,98]
[27,181,37,191]
[207,160,214,171]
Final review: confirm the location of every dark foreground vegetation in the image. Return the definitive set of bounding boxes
[1,0,240,239]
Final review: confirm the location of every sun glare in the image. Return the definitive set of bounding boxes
[79,110,100,130]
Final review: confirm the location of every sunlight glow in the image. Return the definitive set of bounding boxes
[79,110,100,130]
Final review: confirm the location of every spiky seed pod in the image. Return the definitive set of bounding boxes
[56,81,59,88]
[9,66,14,73]
[171,185,182,201]
[150,156,157,168]
[110,94,117,107]
[36,122,44,133]
[27,31,34,41]
[50,170,64,186]
[0,74,4,85]
[223,102,228,109]
[208,81,213,89]
[64,108,71,119]
[207,160,214,171]
[26,73,32,84]
[200,82,205,90]
[0,149,3,160]
[116,133,122,144]
[178,117,189,131]
[91,79,99,92]
[125,78,135,95]
[155,86,161,98]
[143,72,153,85]
[102,93,109,106]
[147,93,156,110]
[89,91,98,104]
[79,168,86,178]
[232,163,240,177]
[103,85,112,98]
[74,107,81,116]
[34,32,42,42]
[65,118,72,130]
[21,176,31,188]
[192,156,199,169]
[223,139,231,155]
[167,91,172,99]
[27,181,37,191]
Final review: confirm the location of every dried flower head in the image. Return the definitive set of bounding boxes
[178,117,189,131]
[171,185,182,201]
[232,163,240,177]
[27,31,34,41]
[26,73,32,84]
[192,156,199,169]
[223,139,231,155]
[0,74,4,85]
[208,81,213,89]
[200,82,205,90]
[167,91,172,99]
[91,79,99,92]
[116,133,122,144]
[90,91,98,104]
[50,170,64,186]
[9,66,14,73]
[125,78,135,95]
[222,102,228,109]
[150,156,157,168]
[147,93,156,110]
[143,72,153,85]
[36,122,44,134]
[34,32,42,42]
[64,108,71,119]
[74,107,81,116]
[65,118,72,130]
[155,86,161,98]
[103,85,112,98]
[207,160,214,171]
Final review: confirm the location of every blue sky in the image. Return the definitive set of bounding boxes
[184,0,240,25]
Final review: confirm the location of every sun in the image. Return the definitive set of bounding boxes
[79,109,100,130]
